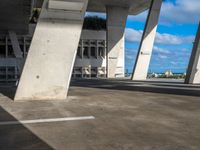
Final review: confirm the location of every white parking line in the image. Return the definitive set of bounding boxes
[0,116,95,125]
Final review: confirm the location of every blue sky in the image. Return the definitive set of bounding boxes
[88,0,200,73]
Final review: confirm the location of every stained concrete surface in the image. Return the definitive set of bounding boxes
[0,79,200,150]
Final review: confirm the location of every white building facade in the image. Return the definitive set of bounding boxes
[0,25,125,84]
[74,30,124,78]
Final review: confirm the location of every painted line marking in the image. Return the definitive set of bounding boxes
[0,116,95,125]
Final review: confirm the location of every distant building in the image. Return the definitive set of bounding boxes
[73,30,108,78]
[164,70,173,77]
[0,24,125,84]
[148,72,158,78]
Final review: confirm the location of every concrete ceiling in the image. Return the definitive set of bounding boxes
[87,0,151,15]
[0,0,151,34]
[35,0,151,15]
[0,0,32,34]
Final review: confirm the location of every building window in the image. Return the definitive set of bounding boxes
[90,40,96,46]
[90,47,96,58]
[98,47,105,58]
[0,37,6,57]
[77,46,82,58]
[83,47,89,58]
[0,45,5,57]
[73,67,82,78]
[7,67,15,80]
[97,67,106,78]
[8,45,14,57]
[83,40,89,46]
[98,40,105,47]
[0,67,6,80]
[82,66,91,78]
[91,67,97,77]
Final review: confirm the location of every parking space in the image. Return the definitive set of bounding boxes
[0,79,200,150]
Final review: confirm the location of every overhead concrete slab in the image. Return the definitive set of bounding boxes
[0,0,32,34]
[87,0,151,15]
[35,0,151,15]
[48,0,85,11]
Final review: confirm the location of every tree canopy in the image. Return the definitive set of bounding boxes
[83,16,106,30]
[30,10,107,31]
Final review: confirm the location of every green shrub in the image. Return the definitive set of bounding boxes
[30,9,40,23]
[83,16,106,30]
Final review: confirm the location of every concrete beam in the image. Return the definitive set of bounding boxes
[185,22,200,84]
[34,0,151,15]
[131,0,162,80]
[8,31,23,58]
[106,6,128,78]
[8,31,24,73]
[14,0,88,101]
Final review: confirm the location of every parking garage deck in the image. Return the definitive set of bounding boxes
[0,79,200,150]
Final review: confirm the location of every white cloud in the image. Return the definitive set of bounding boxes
[86,0,200,24]
[158,55,168,59]
[126,54,134,60]
[129,0,200,24]
[85,12,106,18]
[128,11,148,23]
[125,48,138,63]
[125,28,143,43]
[125,28,194,45]
[155,32,194,45]
[153,46,171,55]
[170,61,178,65]
[161,0,200,24]
[152,46,171,60]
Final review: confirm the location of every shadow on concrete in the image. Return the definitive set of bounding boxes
[128,79,184,84]
[0,106,53,149]
[149,83,200,89]
[0,86,16,100]
[71,79,200,97]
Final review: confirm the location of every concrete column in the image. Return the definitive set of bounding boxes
[131,0,162,80]
[8,31,23,58]
[15,0,88,101]
[5,36,8,58]
[8,31,24,73]
[106,6,129,78]
[23,37,26,58]
[185,22,200,84]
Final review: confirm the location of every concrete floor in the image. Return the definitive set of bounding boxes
[0,79,200,150]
